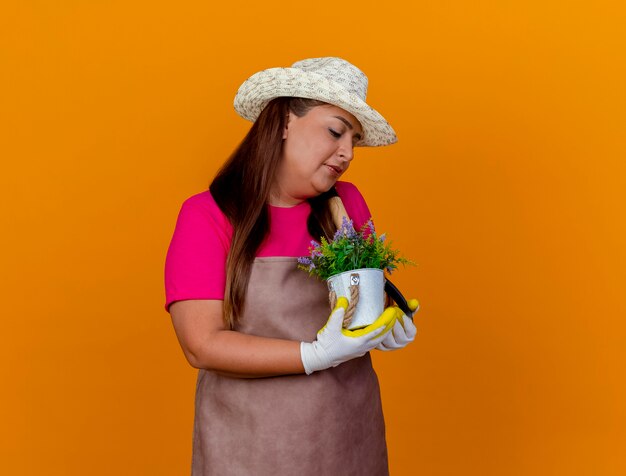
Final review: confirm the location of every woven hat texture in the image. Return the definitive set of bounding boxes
[233,57,397,147]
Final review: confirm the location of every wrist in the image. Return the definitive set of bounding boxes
[300,342,315,375]
[300,341,330,375]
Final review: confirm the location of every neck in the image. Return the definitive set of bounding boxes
[269,183,307,207]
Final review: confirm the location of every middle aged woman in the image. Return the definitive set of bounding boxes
[165,57,419,475]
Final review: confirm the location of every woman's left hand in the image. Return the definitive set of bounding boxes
[375,298,419,351]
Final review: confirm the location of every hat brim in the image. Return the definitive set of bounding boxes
[233,67,397,147]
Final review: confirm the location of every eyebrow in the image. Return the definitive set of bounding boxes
[333,115,363,141]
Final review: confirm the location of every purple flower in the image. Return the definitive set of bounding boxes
[333,216,357,241]
[379,233,386,242]
[298,256,312,266]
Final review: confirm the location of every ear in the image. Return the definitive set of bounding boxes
[282,111,293,140]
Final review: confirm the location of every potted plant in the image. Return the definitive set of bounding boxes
[298,217,413,330]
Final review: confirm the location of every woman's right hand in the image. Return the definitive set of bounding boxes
[300,297,397,375]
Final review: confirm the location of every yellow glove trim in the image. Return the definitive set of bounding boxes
[343,306,397,338]
[393,307,406,329]
[335,296,349,312]
[317,297,349,335]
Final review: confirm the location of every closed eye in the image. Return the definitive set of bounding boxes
[329,128,341,138]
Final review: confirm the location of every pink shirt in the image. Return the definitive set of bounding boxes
[164,181,372,311]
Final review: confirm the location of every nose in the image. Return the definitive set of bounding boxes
[338,136,355,162]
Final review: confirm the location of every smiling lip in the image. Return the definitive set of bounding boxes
[325,164,342,175]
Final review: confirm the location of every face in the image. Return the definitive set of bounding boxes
[273,104,363,205]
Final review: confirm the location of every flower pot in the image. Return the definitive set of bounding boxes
[326,268,385,330]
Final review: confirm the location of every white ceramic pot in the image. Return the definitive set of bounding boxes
[326,268,385,330]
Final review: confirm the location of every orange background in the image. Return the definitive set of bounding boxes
[2,1,625,474]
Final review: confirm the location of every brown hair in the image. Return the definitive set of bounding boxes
[210,97,339,328]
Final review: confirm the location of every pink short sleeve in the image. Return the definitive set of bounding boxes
[335,181,374,230]
[164,191,233,312]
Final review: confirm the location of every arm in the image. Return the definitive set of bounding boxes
[169,299,305,378]
[170,297,398,378]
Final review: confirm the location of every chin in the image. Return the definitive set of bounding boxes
[311,179,337,196]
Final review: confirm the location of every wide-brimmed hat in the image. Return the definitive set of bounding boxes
[233,57,397,147]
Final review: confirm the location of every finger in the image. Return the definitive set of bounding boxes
[395,309,407,332]
[375,341,393,352]
[369,321,406,349]
[348,307,397,338]
[324,297,348,333]
[358,318,398,347]
[378,320,408,349]
[391,319,411,346]
[378,329,398,349]
[343,320,387,340]
[402,315,417,340]
[334,296,349,313]
[393,307,404,325]
[369,328,396,348]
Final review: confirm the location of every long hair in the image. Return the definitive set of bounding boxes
[210,97,339,328]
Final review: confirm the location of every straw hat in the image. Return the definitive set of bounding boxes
[233,57,397,147]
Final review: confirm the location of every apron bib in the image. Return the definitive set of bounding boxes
[191,257,389,476]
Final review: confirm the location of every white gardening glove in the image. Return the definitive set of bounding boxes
[301,297,396,375]
[376,298,419,351]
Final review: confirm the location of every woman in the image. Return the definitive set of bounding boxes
[164,57,418,475]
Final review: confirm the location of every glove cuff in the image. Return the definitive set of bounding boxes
[300,341,330,375]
